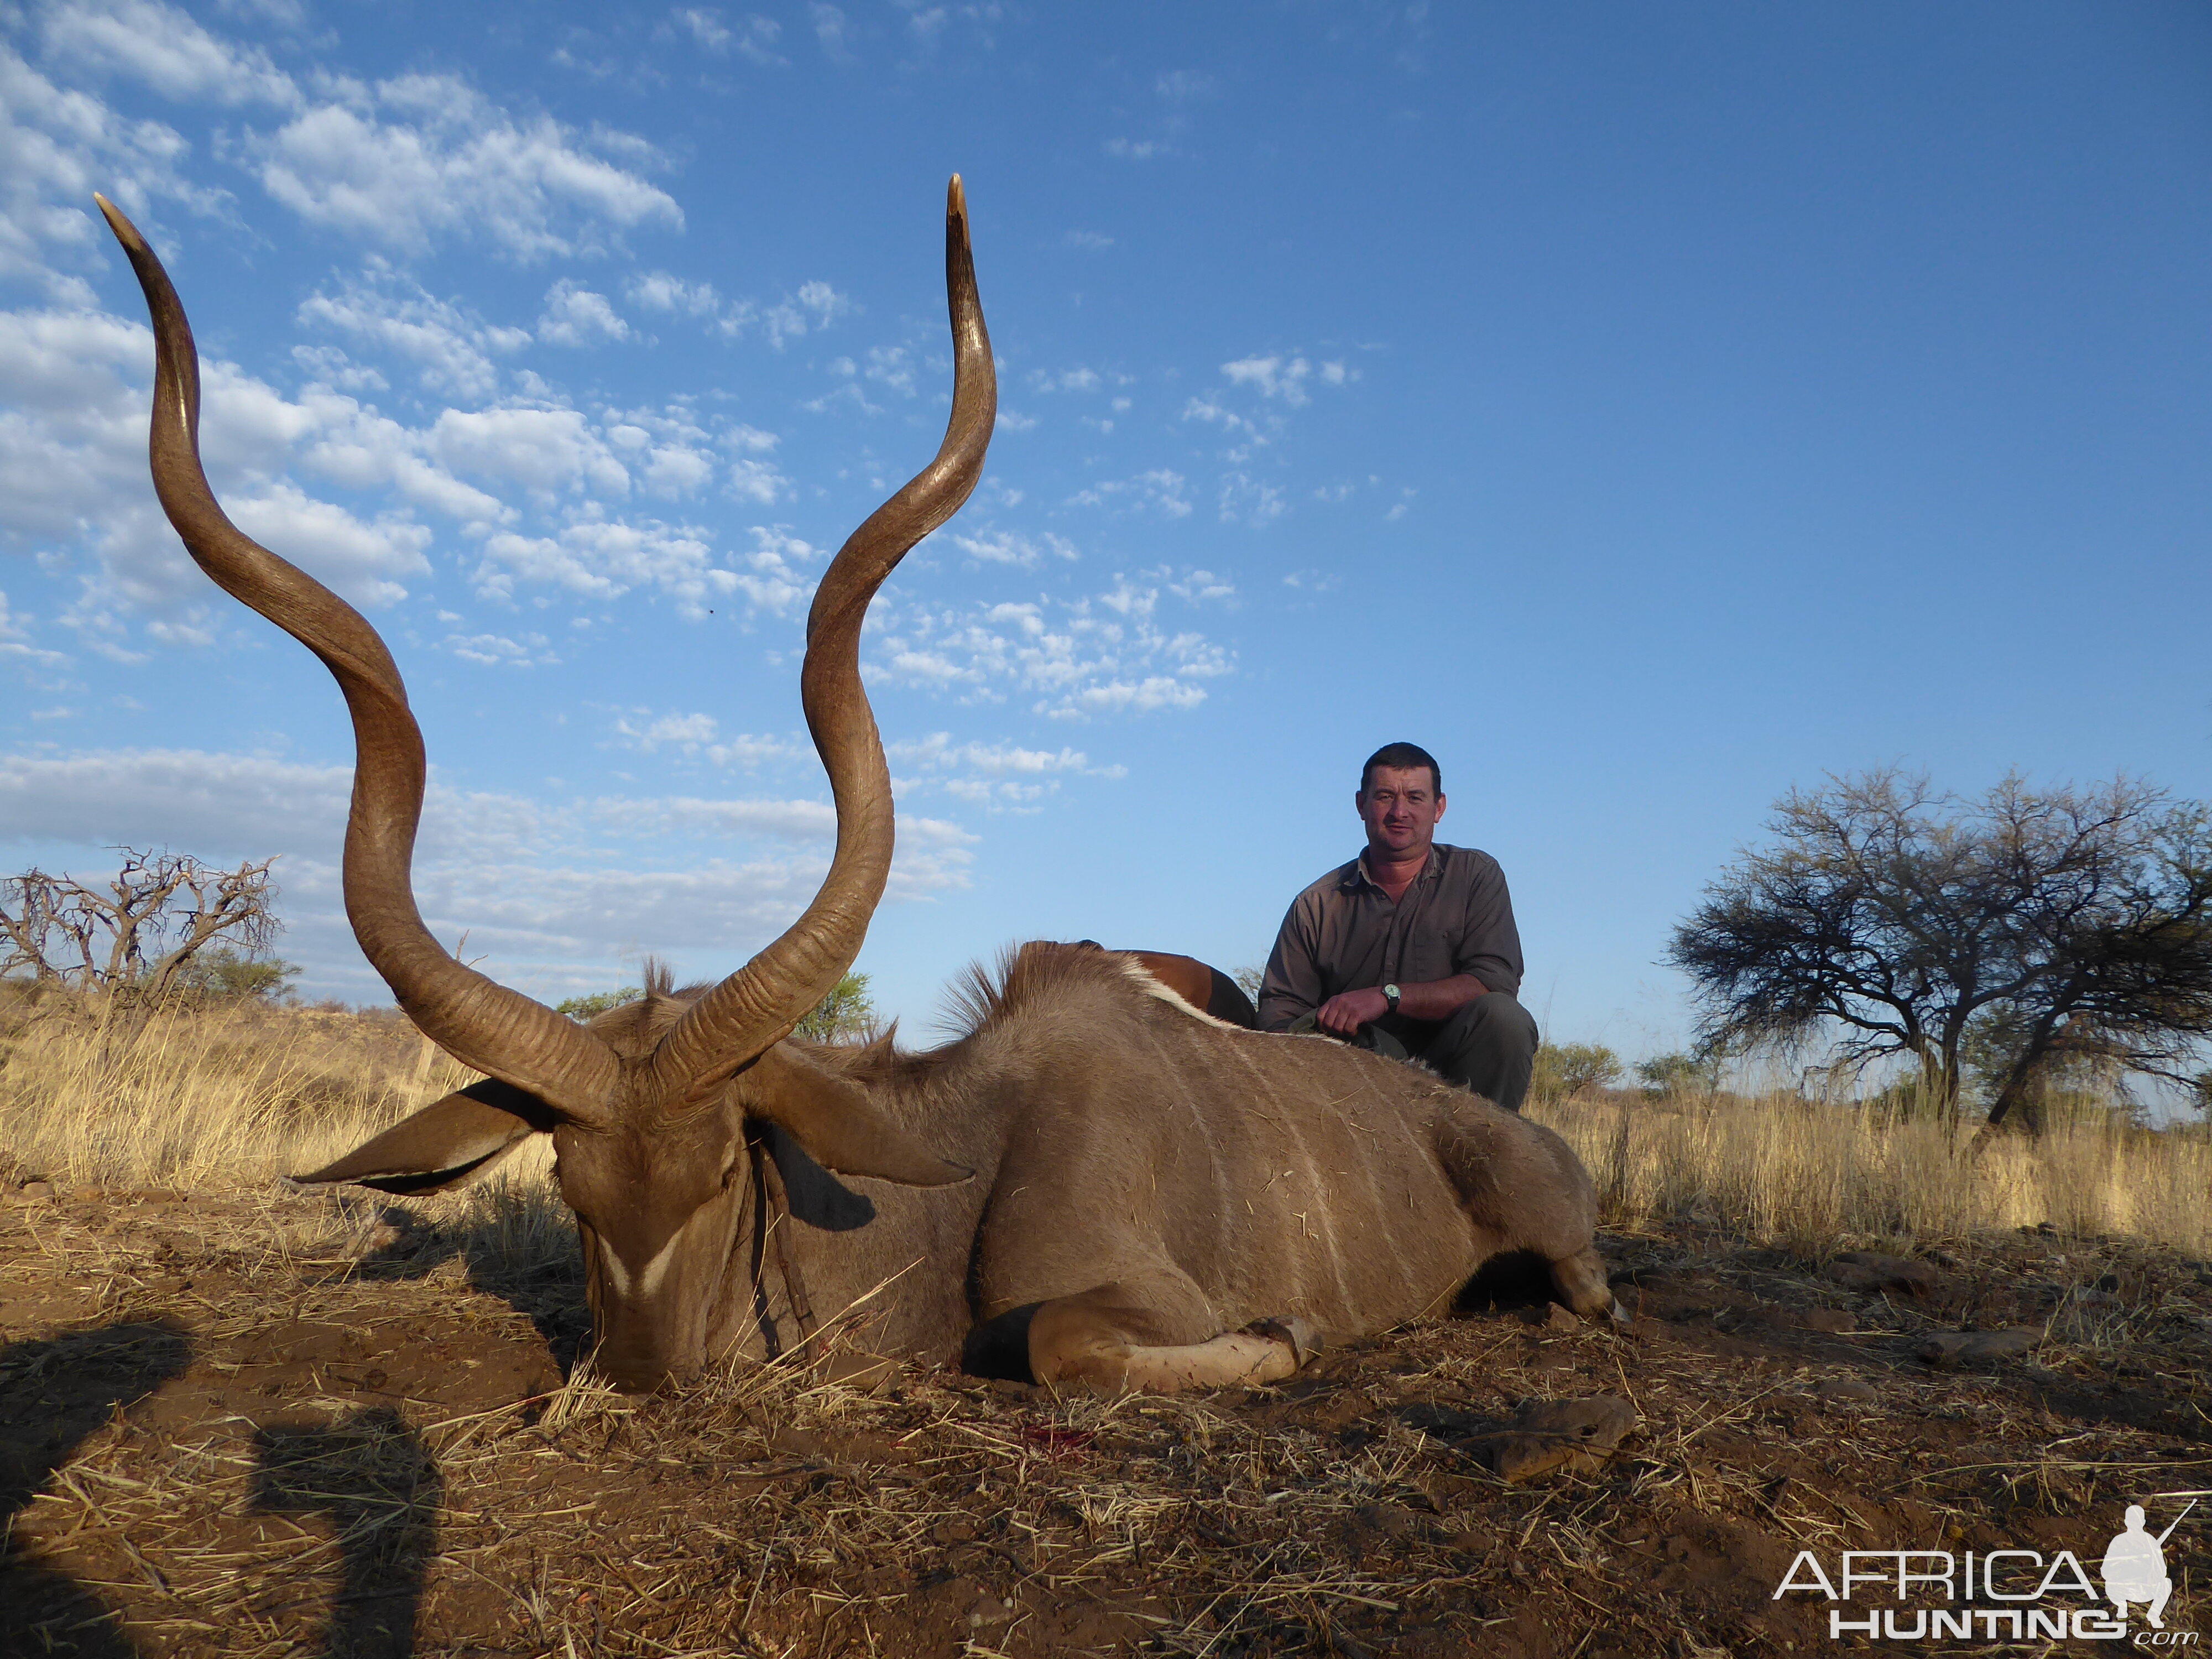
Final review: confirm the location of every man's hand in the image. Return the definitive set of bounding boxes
[1316,986,1390,1036]
[1313,975,1491,1037]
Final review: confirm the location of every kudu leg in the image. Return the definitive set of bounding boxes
[1025,1277,1313,1395]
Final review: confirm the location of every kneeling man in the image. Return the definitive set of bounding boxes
[1257,742,1540,1112]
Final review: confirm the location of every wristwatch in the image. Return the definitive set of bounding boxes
[1382,983,1402,1014]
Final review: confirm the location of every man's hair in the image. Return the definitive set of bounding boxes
[1360,742,1441,796]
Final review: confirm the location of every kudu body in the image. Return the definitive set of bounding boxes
[101,182,1613,1395]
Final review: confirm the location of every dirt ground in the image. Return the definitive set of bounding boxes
[2,1180,2208,1658]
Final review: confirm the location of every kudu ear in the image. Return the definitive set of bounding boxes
[740,1044,972,1187]
[293,1079,556,1196]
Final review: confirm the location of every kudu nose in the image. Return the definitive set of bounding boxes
[596,1352,701,1395]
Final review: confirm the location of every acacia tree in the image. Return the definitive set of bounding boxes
[557,971,878,1040]
[0,848,283,1001]
[1668,770,2212,1132]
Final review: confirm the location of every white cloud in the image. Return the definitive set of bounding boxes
[244,72,682,259]
[478,511,706,607]
[39,0,302,108]
[537,278,631,347]
[1182,393,1255,437]
[1029,365,1100,393]
[609,712,802,769]
[1222,353,1312,406]
[0,588,67,665]
[0,306,462,636]
[627,270,722,317]
[862,344,915,395]
[602,405,778,503]
[297,263,531,401]
[431,404,632,498]
[946,529,1077,568]
[1067,468,1192,519]
[1166,568,1234,603]
[0,746,973,995]
[0,747,354,852]
[1062,230,1113,251]
[891,734,1104,777]
[888,731,1125,806]
[0,300,806,646]
[723,524,822,614]
[739,280,852,348]
[725,456,784,502]
[674,8,786,65]
[1179,354,1360,516]
[598,794,836,841]
[808,2,852,60]
[705,732,795,768]
[1104,137,1166,161]
[796,280,849,326]
[288,345,387,393]
[868,572,1233,719]
[444,629,559,667]
[469,512,809,621]
[1216,471,1285,526]
[226,481,432,607]
[613,709,721,754]
[0,44,218,302]
[1155,70,1213,101]
[623,268,847,346]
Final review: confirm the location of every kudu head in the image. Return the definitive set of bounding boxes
[99,180,995,1390]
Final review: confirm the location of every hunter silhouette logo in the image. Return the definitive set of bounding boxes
[2104,1500,2192,1630]
[1772,1494,2200,1644]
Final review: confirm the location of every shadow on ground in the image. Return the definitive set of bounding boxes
[0,1318,192,1657]
[347,1202,591,1375]
[254,1409,442,1659]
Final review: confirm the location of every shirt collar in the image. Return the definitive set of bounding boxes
[1346,844,1442,893]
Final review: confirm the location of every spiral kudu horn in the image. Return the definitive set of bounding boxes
[649,176,996,1100]
[97,195,619,1123]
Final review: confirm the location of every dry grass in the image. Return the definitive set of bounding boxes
[0,990,468,1188]
[6,990,2208,1268]
[7,1182,2208,1657]
[0,990,578,1282]
[1531,1087,2212,1260]
[5,995,2211,1655]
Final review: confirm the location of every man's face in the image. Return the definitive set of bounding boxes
[1356,765,1446,860]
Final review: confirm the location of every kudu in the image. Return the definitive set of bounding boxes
[100,180,1615,1395]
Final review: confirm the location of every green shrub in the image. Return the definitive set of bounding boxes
[1531,1041,1623,1101]
[556,987,645,1021]
[174,948,301,1004]
[795,972,877,1042]
[1636,1051,1721,1097]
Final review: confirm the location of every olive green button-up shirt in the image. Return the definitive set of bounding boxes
[1255,844,1525,1032]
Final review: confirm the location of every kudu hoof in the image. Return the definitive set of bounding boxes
[1244,1315,1323,1368]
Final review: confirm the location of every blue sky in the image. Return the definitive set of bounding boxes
[2,1,2208,1063]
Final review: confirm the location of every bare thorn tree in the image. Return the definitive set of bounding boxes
[1668,769,2212,1134]
[1,848,283,1004]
